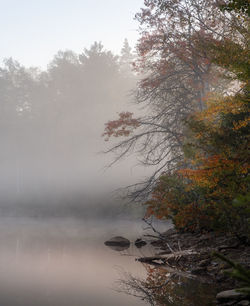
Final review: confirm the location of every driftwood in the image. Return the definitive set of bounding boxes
[136,249,198,266]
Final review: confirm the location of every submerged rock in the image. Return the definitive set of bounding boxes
[104,236,130,251]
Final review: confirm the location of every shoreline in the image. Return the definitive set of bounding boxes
[136,228,250,305]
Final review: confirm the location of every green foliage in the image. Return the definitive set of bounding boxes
[233,192,250,211]
[211,40,249,83]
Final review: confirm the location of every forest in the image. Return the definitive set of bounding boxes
[0,39,140,217]
[102,2,250,303]
[104,0,249,239]
[0,1,249,305]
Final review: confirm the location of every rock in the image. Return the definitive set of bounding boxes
[104,236,130,251]
[238,300,250,306]
[135,238,147,248]
[225,302,239,306]
[216,289,247,302]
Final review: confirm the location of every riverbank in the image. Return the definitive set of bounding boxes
[136,229,250,305]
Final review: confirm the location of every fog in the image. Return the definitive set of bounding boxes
[0,40,156,305]
[0,42,149,217]
[0,3,170,305]
[0,2,164,303]
[0,216,165,306]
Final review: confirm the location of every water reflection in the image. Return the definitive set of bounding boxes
[115,263,217,305]
[0,216,218,305]
[106,244,130,252]
[104,236,130,251]
[101,224,217,306]
[0,217,155,306]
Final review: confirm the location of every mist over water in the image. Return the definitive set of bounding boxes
[0,42,149,216]
[0,4,165,306]
[0,0,230,303]
[0,217,164,306]
[0,38,156,305]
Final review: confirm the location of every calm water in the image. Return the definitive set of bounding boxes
[0,217,216,305]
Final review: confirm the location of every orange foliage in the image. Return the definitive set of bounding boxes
[102,112,140,140]
[193,93,247,129]
[144,91,249,232]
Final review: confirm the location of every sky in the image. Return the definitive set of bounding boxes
[0,0,144,69]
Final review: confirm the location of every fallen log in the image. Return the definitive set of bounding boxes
[136,249,198,263]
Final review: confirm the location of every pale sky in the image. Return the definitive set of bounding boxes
[0,0,144,69]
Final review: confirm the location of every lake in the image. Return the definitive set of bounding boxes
[0,217,216,305]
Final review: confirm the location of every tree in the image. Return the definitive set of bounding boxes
[103,0,236,200]
[119,39,135,77]
[0,41,137,203]
[103,0,249,236]
[143,0,250,233]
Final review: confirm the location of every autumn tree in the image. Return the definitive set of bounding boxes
[104,0,237,200]
[103,0,249,236]
[143,1,249,234]
[144,94,249,233]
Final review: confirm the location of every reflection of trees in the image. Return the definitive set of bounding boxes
[116,265,217,306]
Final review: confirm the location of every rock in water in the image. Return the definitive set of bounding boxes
[104,236,130,251]
[216,289,247,302]
[135,238,147,248]
[238,301,250,306]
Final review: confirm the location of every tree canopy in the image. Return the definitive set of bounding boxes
[104,0,250,236]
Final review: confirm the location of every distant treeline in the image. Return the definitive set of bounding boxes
[0,192,144,219]
[0,40,137,203]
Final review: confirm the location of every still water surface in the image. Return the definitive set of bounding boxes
[0,217,217,305]
[0,217,170,306]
